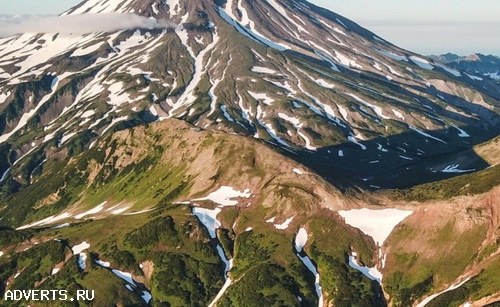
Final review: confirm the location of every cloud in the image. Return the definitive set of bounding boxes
[0,14,176,37]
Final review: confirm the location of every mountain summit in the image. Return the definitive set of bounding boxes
[1,0,500,189]
[1,1,500,306]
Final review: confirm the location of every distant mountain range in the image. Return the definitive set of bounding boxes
[429,53,500,80]
[1,0,500,306]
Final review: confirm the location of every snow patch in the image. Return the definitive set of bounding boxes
[16,212,73,230]
[111,206,131,215]
[441,164,475,173]
[436,64,461,77]
[391,109,405,120]
[77,253,87,269]
[149,105,158,117]
[266,217,276,223]
[251,66,278,74]
[112,270,136,285]
[0,91,11,104]
[297,130,317,151]
[59,131,78,146]
[221,105,234,122]
[314,78,335,89]
[294,228,323,307]
[295,228,308,252]
[293,168,303,175]
[416,278,471,307]
[338,208,413,246]
[409,125,447,144]
[74,201,107,219]
[349,252,383,283]
[249,91,274,105]
[376,49,408,61]
[142,291,152,304]
[410,56,434,70]
[449,123,470,138]
[278,113,301,126]
[72,241,90,255]
[274,217,294,230]
[0,167,11,183]
[399,155,413,160]
[484,72,500,80]
[465,73,482,81]
[192,186,252,207]
[81,110,95,118]
[192,207,221,239]
[96,259,111,268]
[71,42,103,57]
[377,143,389,153]
[51,223,70,229]
[218,5,290,51]
[348,135,367,150]
[346,93,390,120]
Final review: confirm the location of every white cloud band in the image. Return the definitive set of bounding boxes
[0,14,176,37]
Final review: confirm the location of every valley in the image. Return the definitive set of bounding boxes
[0,0,499,306]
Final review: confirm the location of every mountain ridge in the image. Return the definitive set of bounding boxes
[1,0,500,306]
[429,52,500,81]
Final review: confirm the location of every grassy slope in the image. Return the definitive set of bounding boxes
[374,137,500,306]
[0,119,385,306]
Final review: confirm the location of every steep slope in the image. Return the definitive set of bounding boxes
[1,0,500,306]
[0,0,499,193]
[0,119,384,306]
[1,119,499,306]
[0,118,348,227]
[374,136,500,306]
[382,185,500,307]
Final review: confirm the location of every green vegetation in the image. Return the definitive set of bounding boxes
[307,211,385,306]
[386,273,434,307]
[218,263,314,307]
[392,164,500,201]
[0,206,225,307]
[384,219,489,306]
[423,256,500,307]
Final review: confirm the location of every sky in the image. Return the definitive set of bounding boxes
[0,0,498,56]
[310,0,500,56]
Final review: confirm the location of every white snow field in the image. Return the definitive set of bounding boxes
[192,186,252,207]
[338,208,413,283]
[337,208,413,246]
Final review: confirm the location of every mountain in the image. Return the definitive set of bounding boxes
[1,0,500,306]
[428,53,463,64]
[430,53,500,81]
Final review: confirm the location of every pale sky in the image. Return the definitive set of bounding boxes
[310,0,500,56]
[0,0,498,56]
